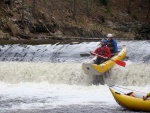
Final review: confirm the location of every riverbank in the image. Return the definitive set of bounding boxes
[0,35,131,45]
[0,0,150,41]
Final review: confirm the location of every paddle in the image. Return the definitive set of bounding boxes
[80,53,91,57]
[80,53,118,57]
[90,52,126,67]
[114,60,126,67]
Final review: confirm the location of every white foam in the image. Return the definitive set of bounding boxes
[0,61,93,85]
[0,82,117,110]
[105,61,150,86]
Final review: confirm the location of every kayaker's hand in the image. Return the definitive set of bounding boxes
[89,51,94,55]
[143,96,147,100]
[100,56,108,59]
[105,57,109,59]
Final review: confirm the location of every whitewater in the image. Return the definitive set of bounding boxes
[0,40,150,113]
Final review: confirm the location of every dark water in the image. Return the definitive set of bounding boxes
[1,104,145,113]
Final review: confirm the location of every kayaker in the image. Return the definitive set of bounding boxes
[143,92,150,100]
[90,40,111,64]
[106,33,118,53]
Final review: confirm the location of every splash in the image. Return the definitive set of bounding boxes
[0,62,93,85]
[105,61,150,86]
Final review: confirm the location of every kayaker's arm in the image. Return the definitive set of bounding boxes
[89,48,99,56]
[90,52,108,59]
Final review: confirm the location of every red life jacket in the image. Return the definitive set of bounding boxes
[93,46,111,58]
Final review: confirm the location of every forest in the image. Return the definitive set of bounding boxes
[0,0,150,41]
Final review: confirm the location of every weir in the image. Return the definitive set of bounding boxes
[0,61,149,86]
[0,40,150,86]
[0,62,93,85]
[105,62,150,86]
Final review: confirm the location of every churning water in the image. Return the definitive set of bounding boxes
[0,40,150,113]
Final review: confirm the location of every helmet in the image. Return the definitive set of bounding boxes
[107,33,113,37]
[100,39,106,42]
[100,39,106,45]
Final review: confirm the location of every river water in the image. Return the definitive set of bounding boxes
[0,40,150,113]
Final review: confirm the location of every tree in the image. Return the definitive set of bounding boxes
[147,0,150,19]
[72,0,76,20]
[127,0,136,14]
[84,0,90,16]
[127,0,132,14]
[99,0,109,6]
[32,0,36,17]
[21,0,24,22]
[0,0,4,4]
[99,0,111,12]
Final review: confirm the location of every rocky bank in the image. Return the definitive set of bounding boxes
[0,0,150,41]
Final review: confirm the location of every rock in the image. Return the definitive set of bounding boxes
[0,30,10,40]
[106,21,116,29]
[136,25,150,40]
[53,30,62,37]
[7,19,22,36]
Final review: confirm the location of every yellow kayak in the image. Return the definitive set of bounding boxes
[109,86,150,112]
[82,45,126,76]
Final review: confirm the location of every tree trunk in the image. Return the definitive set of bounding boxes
[73,0,76,20]
[21,0,24,27]
[146,1,150,19]
[127,0,132,14]
[0,0,4,4]
[86,0,90,16]
[32,0,36,17]
[9,0,12,9]
[106,0,111,12]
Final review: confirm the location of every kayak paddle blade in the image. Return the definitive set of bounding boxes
[115,60,126,67]
[80,54,90,57]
